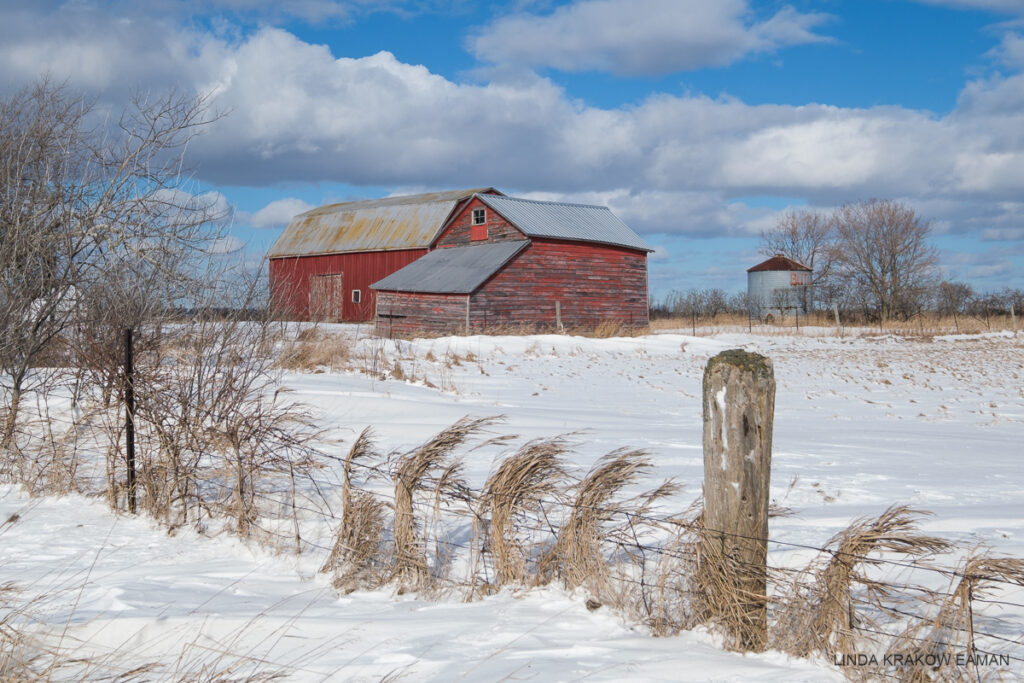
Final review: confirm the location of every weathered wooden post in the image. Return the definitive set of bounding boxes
[702,349,775,652]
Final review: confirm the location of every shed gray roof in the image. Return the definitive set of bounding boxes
[268,188,500,258]
[475,195,651,252]
[371,241,529,294]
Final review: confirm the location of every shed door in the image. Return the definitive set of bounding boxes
[309,273,344,322]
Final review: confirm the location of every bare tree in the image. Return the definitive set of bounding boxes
[935,281,973,332]
[759,208,836,310]
[0,79,219,461]
[832,200,938,322]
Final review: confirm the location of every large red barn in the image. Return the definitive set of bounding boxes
[268,189,651,335]
[268,188,500,322]
[371,193,651,335]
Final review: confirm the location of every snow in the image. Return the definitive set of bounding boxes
[2,326,1022,680]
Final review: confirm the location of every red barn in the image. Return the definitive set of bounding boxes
[371,193,651,336]
[268,188,500,322]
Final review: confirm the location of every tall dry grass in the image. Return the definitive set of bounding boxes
[321,427,391,593]
[479,438,569,587]
[640,501,704,637]
[650,311,1020,337]
[391,416,496,592]
[772,505,950,660]
[276,327,352,372]
[889,551,1024,681]
[540,449,677,600]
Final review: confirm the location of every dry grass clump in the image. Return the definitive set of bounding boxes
[694,516,774,652]
[277,327,352,372]
[640,501,705,637]
[540,449,677,603]
[321,428,391,592]
[0,595,38,682]
[889,551,1024,682]
[577,320,646,338]
[772,505,950,660]
[391,416,497,592]
[479,438,569,588]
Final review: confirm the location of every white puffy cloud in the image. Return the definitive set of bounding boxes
[468,0,830,75]
[0,3,1022,267]
[911,0,1024,13]
[243,198,317,229]
[988,32,1024,69]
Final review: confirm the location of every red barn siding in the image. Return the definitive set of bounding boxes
[470,240,648,329]
[271,249,426,321]
[373,239,649,336]
[434,197,524,248]
[375,292,469,336]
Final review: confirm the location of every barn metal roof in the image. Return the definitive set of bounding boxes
[370,241,529,294]
[267,188,500,258]
[747,254,812,273]
[475,195,652,252]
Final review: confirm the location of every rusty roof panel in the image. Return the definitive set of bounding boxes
[747,254,812,272]
[268,188,500,258]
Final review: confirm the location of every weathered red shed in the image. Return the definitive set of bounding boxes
[268,188,499,321]
[371,194,652,335]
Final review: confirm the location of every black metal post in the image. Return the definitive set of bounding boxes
[124,327,137,514]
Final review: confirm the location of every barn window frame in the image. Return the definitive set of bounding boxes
[351,289,362,304]
[472,208,486,225]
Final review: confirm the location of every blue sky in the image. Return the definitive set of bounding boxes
[1,0,1022,299]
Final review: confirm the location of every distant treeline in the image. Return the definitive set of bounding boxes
[651,284,1024,325]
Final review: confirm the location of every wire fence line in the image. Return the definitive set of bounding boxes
[246,462,1024,626]
[255,456,1024,593]
[234,451,1024,678]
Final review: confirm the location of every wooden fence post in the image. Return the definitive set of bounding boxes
[702,349,775,652]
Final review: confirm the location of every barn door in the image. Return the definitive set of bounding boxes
[309,273,344,322]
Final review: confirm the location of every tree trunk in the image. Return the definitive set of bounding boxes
[2,383,24,458]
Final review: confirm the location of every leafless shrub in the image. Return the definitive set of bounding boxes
[391,416,495,592]
[70,268,328,535]
[772,505,950,660]
[479,438,569,588]
[0,79,220,470]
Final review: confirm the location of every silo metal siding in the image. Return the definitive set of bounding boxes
[747,270,799,318]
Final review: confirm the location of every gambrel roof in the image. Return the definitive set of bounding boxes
[267,188,501,258]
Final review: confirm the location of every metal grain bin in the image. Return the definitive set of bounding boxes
[747,254,812,321]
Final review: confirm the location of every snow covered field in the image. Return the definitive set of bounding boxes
[2,326,1022,680]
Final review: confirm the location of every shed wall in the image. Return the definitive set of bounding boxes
[373,239,649,335]
[374,292,469,336]
[270,249,426,321]
[470,240,649,329]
